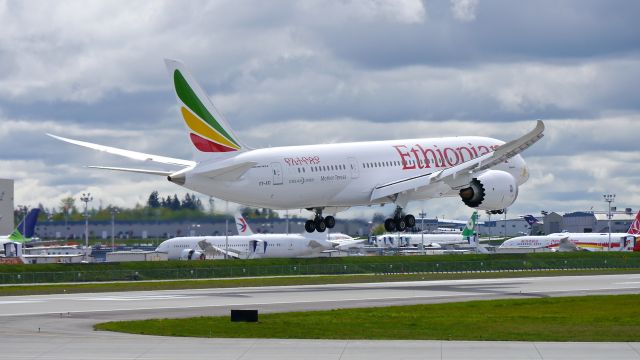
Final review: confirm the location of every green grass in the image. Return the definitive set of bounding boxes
[95,294,640,341]
[4,251,640,274]
[1,269,638,296]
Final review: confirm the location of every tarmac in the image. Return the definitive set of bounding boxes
[1,274,639,359]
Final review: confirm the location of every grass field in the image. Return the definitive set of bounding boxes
[95,294,640,342]
[2,268,639,296]
[3,251,639,275]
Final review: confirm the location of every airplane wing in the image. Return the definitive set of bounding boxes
[329,239,366,251]
[47,133,196,167]
[197,239,241,259]
[370,120,545,202]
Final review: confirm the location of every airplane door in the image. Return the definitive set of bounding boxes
[271,162,283,185]
[348,157,359,179]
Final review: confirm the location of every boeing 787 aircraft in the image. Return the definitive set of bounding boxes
[50,60,544,233]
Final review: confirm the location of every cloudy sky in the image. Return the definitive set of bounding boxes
[1,0,639,220]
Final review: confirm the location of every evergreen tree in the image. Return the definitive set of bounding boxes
[147,191,161,208]
[181,193,194,210]
[171,194,181,210]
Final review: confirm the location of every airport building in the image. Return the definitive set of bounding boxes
[0,179,14,235]
[555,209,636,233]
[34,217,372,241]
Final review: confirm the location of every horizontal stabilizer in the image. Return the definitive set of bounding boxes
[87,166,174,176]
[197,162,257,181]
[47,133,195,167]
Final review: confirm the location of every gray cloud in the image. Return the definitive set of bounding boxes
[0,0,638,220]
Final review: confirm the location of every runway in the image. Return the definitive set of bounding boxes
[1,274,639,359]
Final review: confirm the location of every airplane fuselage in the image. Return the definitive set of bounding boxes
[180,136,528,210]
[156,234,332,260]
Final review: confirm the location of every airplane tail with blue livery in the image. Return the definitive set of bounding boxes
[3,208,40,243]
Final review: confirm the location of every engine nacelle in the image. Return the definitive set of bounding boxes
[180,249,205,260]
[459,170,518,211]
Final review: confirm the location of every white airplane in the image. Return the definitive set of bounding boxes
[498,211,640,252]
[373,211,479,248]
[155,233,333,260]
[0,208,40,247]
[233,213,365,253]
[49,59,544,234]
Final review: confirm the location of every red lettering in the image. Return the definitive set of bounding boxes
[433,146,446,168]
[443,147,461,166]
[393,145,415,170]
[410,147,424,169]
[456,146,474,162]
[477,145,490,155]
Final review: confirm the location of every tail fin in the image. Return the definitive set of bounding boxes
[628,211,640,235]
[235,213,254,236]
[164,59,250,160]
[8,208,40,243]
[523,215,539,226]
[462,211,478,245]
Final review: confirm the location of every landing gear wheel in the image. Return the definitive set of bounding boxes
[324,216,336,229]
[305,220,316,233]
[404,214,416,228]
[395,218,407,232]
[384,218,396,232]
[315,220,327,232]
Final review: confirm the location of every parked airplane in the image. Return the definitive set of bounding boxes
[49,59,544,234]
[155,233,334,260]
[372,211,478,248]
[499,211,640,252]
[234,213,364,253]
[0,208,40,246]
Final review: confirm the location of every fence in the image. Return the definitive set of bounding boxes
[1,256,639,284]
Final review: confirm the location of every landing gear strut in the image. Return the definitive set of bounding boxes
[384,207,416,232]
[305,208,336,233]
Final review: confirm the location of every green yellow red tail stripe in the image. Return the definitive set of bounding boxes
[173,69,241,152]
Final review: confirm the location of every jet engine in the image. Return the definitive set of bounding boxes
[459,170,518,211]
[180,248,206,260]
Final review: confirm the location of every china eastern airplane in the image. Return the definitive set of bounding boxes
[234,213,364,252]
[155,233,333,260]
[49,59,544,234]
[498,211,640,252]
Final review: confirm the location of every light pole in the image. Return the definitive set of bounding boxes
[80,193,93,260]
[110,207,119,252]
[603,194,615,251]
[419,210,426,255]
[486,211,492,241]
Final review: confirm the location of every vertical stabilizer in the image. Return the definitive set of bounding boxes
[8,208,40,243]
[164,59,250,161]
[462,211,478,245]
[628,211,640,235]
[235,213,254,236]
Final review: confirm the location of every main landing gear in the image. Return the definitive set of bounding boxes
[384,207,416,232]
[305,209,336,233]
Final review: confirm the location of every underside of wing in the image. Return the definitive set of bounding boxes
[47,133,196,167]
[87,166,174,176]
